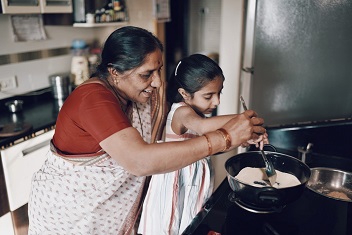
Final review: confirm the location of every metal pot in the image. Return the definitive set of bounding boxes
[225,147,311,210]
[307,167,352,202]
[49,73,72,99]
[5,100,23,113]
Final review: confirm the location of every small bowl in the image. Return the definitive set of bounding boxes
[5,100,24,113]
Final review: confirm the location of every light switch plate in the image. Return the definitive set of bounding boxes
[0,76,17,91]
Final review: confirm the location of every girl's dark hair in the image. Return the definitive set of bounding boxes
[94,26,163,78]
[167,54,225,103]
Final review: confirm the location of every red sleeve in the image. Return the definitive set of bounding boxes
[79,85,131,143]
[53,83,132,154]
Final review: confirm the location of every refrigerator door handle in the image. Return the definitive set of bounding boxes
[242,67,254,74]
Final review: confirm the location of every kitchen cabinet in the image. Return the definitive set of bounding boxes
[0,0,72,14]
[0,213,15,235]
[72,0,128,27]
[1,129,54,212]
[40,0,72,13]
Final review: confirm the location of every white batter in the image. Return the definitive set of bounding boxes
[235,167,301,188]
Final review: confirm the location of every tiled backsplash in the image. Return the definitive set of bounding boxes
[0,47,70,66]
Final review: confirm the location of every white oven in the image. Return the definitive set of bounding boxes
[0,212,15,235]
[1,129,54,212]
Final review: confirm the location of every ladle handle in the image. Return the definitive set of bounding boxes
[260,150,271,170]
[240,96,248,111]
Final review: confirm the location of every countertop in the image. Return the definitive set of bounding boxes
[0,88,59,149]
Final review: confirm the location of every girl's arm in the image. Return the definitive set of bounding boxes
[172,105,237,135]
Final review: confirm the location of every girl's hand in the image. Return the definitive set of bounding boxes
[243,132,269,149]
[222,110,267,149]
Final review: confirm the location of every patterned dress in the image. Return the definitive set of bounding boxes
[28,79,167,235]
[138,102,214,235]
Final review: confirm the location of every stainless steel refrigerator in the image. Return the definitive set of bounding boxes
[242,0,352,127]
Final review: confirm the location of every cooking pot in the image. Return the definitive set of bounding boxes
[5,100,23,113]
[225,146,311,210]
[307,167,352,202]
[49,73,72,99]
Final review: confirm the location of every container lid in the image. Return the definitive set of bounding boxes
[49,73,71,85]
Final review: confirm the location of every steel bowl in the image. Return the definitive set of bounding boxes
[307,167,352,202]
[5,100,24,113]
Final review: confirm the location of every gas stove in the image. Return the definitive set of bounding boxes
[0,88,58,149]
[182,178,352,235]
[183,120,352,235]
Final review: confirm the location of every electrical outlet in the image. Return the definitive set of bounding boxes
[0,76,17,91]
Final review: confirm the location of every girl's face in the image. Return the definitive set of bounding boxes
[115,50,163,103]
[184,76,223,115]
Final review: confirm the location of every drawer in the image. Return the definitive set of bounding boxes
[1,130,54,211]
[0,212,15,235]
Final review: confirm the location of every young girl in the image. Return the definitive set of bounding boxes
[138,54,265,234]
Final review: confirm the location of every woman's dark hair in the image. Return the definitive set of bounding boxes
[167,54,225,104]
[95,26,163,78]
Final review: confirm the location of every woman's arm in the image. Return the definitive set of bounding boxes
[100,109,265,176]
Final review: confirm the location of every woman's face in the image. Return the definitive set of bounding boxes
[185,76,223,115]
[116,49,163,103]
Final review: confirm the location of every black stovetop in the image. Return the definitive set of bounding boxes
[0,88,59,149]
[183,178,352,235]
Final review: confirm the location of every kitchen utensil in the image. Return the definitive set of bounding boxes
[239,95,277,186]
[225,149,311,209]
[307,167,352,202]
[49,73,72,99]
[5,100,23,113]
[259,149,277,186]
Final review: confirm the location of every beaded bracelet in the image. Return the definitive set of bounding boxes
[216,128,232,151]
[203,134,212,156]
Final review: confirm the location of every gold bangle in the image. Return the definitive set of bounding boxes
[203,134,212,156]
[216,128,232,151]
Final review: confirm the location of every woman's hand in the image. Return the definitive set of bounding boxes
[221,109,267,150]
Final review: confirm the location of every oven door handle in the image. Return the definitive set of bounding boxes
[22,139,51,157]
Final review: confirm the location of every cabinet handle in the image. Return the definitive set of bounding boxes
[22,140,51,157]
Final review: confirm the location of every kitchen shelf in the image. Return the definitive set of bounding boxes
[73,21,128,28]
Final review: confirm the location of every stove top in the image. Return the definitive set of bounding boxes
[0,88,58,149]
[183,179,352,235]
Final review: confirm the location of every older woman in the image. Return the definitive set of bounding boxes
[28,26,266,235]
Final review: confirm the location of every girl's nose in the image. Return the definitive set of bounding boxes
[213,94,220,106]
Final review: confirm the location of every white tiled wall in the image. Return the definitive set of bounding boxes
[0,0,155,100]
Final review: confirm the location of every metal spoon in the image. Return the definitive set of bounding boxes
[239,96,277,186]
